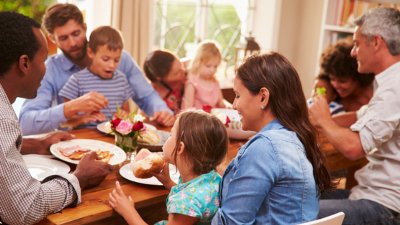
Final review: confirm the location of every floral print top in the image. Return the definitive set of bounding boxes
[155,170,221,225]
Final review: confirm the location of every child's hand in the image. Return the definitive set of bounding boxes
[153,163,176,190]
[108,181,135,217]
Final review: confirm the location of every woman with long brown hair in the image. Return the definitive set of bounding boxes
[212,52,333,224]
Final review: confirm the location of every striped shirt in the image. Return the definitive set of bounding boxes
[0,84,80,225]
[59,68,133,119]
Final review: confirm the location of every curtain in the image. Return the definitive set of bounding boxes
[111,0,152,67]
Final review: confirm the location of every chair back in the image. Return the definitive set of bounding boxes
[297,212,345,225]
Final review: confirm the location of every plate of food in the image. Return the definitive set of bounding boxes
[50,139,126,165]
[119,149,179,186]
[22,154,70,181]
[211,108,256,140]
[97,121,156,135]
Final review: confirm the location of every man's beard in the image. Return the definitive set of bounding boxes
[62,40,87,62]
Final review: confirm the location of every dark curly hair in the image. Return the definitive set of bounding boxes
[320,38,374,87]
[0,12,41,76]
[42,3,84,35]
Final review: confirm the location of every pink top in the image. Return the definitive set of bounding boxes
[186,76,222,109]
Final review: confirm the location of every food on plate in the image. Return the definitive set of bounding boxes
[138,130,161,145]
[131,148,164,178]
[95,150,114,163]
[58,145,113,162]
[59,145,90,159]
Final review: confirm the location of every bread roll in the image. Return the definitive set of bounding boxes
[138,130,161,145]
[131,148,164,178]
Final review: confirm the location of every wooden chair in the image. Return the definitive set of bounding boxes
[298,212,345,225]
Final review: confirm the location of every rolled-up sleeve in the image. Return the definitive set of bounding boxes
[351,90,400,155]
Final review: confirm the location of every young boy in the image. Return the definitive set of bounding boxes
[59,26,133,126]
[307,72,344,115]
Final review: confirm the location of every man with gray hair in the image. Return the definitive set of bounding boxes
[309,7,400,224]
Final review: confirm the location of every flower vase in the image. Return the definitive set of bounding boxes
[115,134,138,162]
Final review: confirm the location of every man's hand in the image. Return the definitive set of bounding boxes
[151,111,175,127]
[61,112,107,130]
[64,92,108,119]
[21,131,74,155]
[73,152,113,190]
[308,95,332,128]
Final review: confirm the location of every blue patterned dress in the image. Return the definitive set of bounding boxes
[155,170,221,225]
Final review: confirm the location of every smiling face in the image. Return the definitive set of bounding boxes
[329,75,360,98]
[87,45,121,79]
[51,19,87,62]
[351,26,375,74]
[232,77,262,131]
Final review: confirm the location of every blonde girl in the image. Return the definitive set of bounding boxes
[182,41,226,109]
[109,110,228,225]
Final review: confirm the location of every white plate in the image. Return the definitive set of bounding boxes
[119,164,180,186]
[22,154,70,181]
[50,139,127,165]
[211,108,256,140]
[97,121,156,135]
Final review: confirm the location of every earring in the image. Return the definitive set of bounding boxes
[261,105,266,110]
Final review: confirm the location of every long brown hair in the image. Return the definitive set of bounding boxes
[172,110,228,175]
[237,52,333,192]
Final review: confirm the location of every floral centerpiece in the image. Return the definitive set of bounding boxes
[110,108,145,160]
[202,105,231,127]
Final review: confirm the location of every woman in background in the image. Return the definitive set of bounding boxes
[320,39,374,112]
[143,50,187,114]
[212,53,333,224]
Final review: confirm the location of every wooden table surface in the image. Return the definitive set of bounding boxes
[36,127,365,225]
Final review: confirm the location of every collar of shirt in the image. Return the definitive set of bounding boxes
[259,119,284,133]
[59,53,81,72]
[374,61,400,91]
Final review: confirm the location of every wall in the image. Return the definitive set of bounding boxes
[275,0,324,98]
[277,0,324,97]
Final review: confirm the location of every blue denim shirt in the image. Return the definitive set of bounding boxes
[19,50,170,135]
[212,120,319,225]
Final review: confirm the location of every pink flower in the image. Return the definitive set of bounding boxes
[116,120,133,135]
[132,121,144,131]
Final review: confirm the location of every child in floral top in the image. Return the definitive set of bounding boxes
[109,110,228,224]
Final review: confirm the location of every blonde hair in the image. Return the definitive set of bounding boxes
[189,40,222,75]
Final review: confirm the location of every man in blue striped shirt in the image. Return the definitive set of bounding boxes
[19,3,174,135]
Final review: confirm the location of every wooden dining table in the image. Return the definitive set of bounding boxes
[36,126,366,225]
